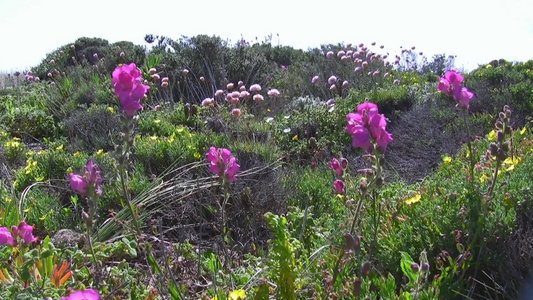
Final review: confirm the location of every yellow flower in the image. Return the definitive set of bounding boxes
[153,119,161,124]
[487,130,496,141]
[150,136,158,141]
[292,135,298,141]
[502,156,520,172]
[520,127,527,135]
[442,156,452,164]
[66,167,73,174]
[405,194,421,205]
[193,152,201,159]
[96,149,104,156]
[479,174,488,183]
[73,151,81,157]
[176,127,184,133]
[267,108,271,112]
[228,289,246,300]
[56,144,64,151]
[106,106,115,113]
[485,65,492,69]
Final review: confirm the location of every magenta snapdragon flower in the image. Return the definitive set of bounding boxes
[111,63,149,119]
[206,147,240,183]
[0,227,15,246]
[70,158,102,196]
[61,289,100,300]
[0,221,37,246]
[329,158,343,176]
[437,70,474,109]
[333,180,346,195]
[346,102,393,153]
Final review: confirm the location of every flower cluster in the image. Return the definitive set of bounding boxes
[60,289,99,300]
[0,221,37,246]
[437,70,474,109]
[69,158,102,196]
[346,102,393,153]
[330,157,348,195]
[111,63,150,119]
[206,147,240,183]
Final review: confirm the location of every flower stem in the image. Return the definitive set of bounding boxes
[462,109,475,180]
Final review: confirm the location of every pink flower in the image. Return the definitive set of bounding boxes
[240,91,250,99]
[354,66,362,72]
[227,83,234,90]
[326,51,334,58]
[337,50,346,58]
[182,69,189,75]
[93,53,98,59]
[70,174,87,195]
[393,79,400,85]
[239,86,246,92]
[232,108,241,117]
[206,147,240,183]
[14,221,36,244]
[70,158,102,196]
[215,89,224,97]
[361,61,368,68]
[444,70,463,87]
[253,94,264,102]
[330,158,343,176]
[328,75,337,85]
[119,51,125,57]
[454,87,474,109]
[61,289,100,300]
[346,102,392,153]
[85,159,102,196]
[330,84,337,91]
[342,80,349,87]
[202,98,214,106]
[249,84,262,93]
[333,180,346,195]
[267,89,280,97]
[199,76,205,82]
[311,76,319,84]
[111,63,149,119]
[281,65,287,71]
[238,80,244,86]
[0,227,15,246]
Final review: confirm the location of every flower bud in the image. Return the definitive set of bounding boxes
[341,158,348,169]
[359,177,368,192]
[149,68,157,75]
[361,261,371,277]
[504,126,512,135]
[505,109,511,119]
[497,148,507,161]
[501,141,510,152]
[421,262,430,272]
[161,82,169,88]
[496,131,503,142]
[498,112,506,121]
[353,278,361,297]
[489,143,498,156]
[411,262,420,272]
[495,121,502,130]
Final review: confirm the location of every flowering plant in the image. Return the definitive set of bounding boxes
[206,147,240,183]
[111,63,150,118]
[346,102,393,153]
[437,70,474,109]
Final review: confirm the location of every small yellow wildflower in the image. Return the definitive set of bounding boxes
[228,289,246,300]
[485,65,492,69]
[153,119,161,124]
[193,152,201,159]
[520,127,527,135]
[487,130,496,141]
[405,194,421,205]
[106,106,115,113]
[56,144,64,151]
[292,135,298,141]
[73,152,81,157]
[442,156,452,164]
[150,136,158,141]
[66,167,73,174]
[479,174,488,183]
[96,149,104,156]
[176,127,184,133]
[502,156,520,172]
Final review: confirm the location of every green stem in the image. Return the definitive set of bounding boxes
[462,109,475,181]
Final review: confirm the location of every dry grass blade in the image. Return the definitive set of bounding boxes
[94,158,283,242]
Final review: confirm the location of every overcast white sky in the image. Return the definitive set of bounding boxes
[0,0,531,72]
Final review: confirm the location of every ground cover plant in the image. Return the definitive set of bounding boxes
[0,35,532,299]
